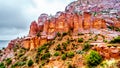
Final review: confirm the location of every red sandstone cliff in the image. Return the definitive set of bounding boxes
[6,0,120,50]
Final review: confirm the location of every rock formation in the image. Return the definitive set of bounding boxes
[25,0,120,49]
[5,0,120,50]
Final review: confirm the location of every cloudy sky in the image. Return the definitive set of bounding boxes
[0,0,75,40]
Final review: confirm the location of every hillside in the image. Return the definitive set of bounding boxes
[0,0,120,68]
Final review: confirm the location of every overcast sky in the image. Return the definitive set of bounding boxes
[0,0,75,40]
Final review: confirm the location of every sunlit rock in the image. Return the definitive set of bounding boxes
[93,18,106,29]
[83,12,91,30]
[47,17,56,40]
[73,13,80,34]
[65,12,74,30]
[29,21,38,36]
[56,12,69,32]
[38,13,48,32]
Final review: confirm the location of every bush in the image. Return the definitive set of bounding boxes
[61,54,66,60]
[67,51,74,58]
[54,51,60,56]
[76,50,84,54]
[62,42,67,50]
[68,64,76,68]
[14,61,26,66]
[62,32,67,36]
[0,62,5,68]
[36,32,41,37]
[83,43,91,51]
[103,39,107,43]
[78,33,84,36]
[6,58,12,65]
[38,45,46,53]
[28,59,33,67]
[94,35,98,41]
[41,52,51,60]
[86,50,102,66]
[78,38,83,43]
[56,44,61,51]
[110,36,120,43]
[57,32,61,37]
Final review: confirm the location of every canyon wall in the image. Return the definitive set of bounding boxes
[10,0,120,49]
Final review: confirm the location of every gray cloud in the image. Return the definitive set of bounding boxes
[0,0,34,40]
[0,0,74,40]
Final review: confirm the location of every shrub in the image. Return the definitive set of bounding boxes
[68,64,72,68]
[62,32,67,36]
[54,51,60,56]
[78,38,83,43]
[86,50,102,66]
[68,64,76,68]
[110,36,120,43]
[41,52,51,60]
[61,54,66,60]
[76,50,84,54]
[94,35,98,41]
[18,53,24,58]
[83,43,91,51]
[36,32,41,37]
[67,51,74,58]
[6,58,12,65]
[0,62,5,68]
[56,44,61,51]
[78,33,84,36]
[28,59,33,67]
[57,32,61,37]
[38,45,46,53]
[103,39,107,43]
[11,65,15,68]
[62,42,67,50]
[14,61,26,66]
[107,26,114,30]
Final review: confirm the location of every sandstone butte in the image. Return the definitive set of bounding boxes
[6,0,120,54]
[0,0,120,67]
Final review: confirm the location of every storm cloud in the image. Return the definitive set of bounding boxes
[0,0,74,40]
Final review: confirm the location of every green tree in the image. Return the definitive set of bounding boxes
[67,51,74,58]
[28,59,33,67]
[86,50,102,66]
[54,51,60,56]
[6,58,12,65]
[78,38,83,43]
[0,62,5,68]
[61,54,66,60]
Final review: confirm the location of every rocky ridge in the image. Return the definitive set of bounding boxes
[0,0,120,68]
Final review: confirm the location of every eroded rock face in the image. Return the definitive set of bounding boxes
[65,12,74,30]
[83,12,91,30]
[92,45,120,59]
[22,37,46,50]
[56,12,69,32]
[26,0,120,49]
[29,21,38,36]
[73,13,79,32]
[93,18,106,29]
[38,14,48,32]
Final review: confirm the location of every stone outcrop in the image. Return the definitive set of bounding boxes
[22,37,47,50]
[92,45,120,59]
[29,21,38,36]
[23,0,120,49]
